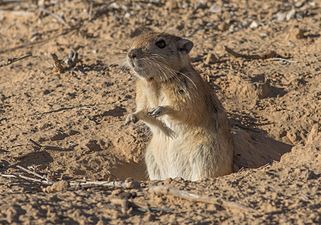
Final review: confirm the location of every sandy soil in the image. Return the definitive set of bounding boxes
[0,0,320,224]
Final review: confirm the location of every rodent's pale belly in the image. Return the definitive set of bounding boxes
[149,128,192,178]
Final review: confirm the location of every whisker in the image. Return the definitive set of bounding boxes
[133,55,198,102]
[152,57,198,89]
[152,61,197,101]
[147,58,170,82]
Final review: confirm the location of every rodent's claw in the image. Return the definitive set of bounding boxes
[125,114,138,125]
[148,106,163,118]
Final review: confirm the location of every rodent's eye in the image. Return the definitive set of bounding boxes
[155,39,166,49]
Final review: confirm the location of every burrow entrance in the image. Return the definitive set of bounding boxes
[110,125,292,181]
[110,160,147,181]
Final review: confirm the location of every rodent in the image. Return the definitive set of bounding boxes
[125,31,234,181]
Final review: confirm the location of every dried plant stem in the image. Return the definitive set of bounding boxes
[0,171,140,189]
[149,185,258,214]
[225,46,290,61]
[68,180,140,189]
[15,165,50,182]
[0,173,53,185]
[39,7,70,27]
[0,52,32,68]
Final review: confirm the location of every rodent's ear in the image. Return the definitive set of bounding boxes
[178,38,193,54]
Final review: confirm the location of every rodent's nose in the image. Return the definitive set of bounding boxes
[128,48,142,59]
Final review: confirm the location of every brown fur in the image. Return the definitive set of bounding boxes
[125,32,234,181]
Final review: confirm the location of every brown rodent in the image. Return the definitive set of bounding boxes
[125,32,234,181]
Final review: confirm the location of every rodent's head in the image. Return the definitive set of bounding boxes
[127,32,193,81]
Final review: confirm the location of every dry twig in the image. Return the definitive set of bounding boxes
[51,48,79,73]
[29,138,43,150]
[0,25,81,54]
[0,0,21,4]
[1,166,140,191]
[82,0,94,20]
[149,185,258,214]
[224,46,290,61]
[37,103,101,115]
[39,7,70,27]
[0,173,52,185]
[64,48,79,68]
[15,165,50,181]
[0,163,51,185]
[51,53,64,73]
[0,10,34,16]
[0,52,32,68]
[68,180,140,189]
[267,57,295,64]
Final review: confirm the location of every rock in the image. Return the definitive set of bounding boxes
[217,22,229,31]
[43,181,69,193]
[294,0,305,8]
[209,4,221,13]
[286,9,296,20]
[249,21,258,29]
[109,2,120,9]
[276,12,286,21]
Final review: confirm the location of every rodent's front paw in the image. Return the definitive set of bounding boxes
[148,106,164,118]
[125,114,138,125]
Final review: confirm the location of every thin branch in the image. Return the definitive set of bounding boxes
[0,25,80,55]
[0,172,140,190]
[29,139,43,149]
[36,103,100,115]
[0,163,52,184]
[39,7,70,27]
[15,165,50,182]
[225,46,290,60]
[68,180,140,189]
[0,173,53,185]
[51,53,65,73]
[0,174,15,178]
[149,185,258,214]
[0,0,22,4]
[0,10,34,16]
[267,57,296,64]
[0,52,32,68]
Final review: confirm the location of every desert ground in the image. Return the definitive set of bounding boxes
[0,0,320,224]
